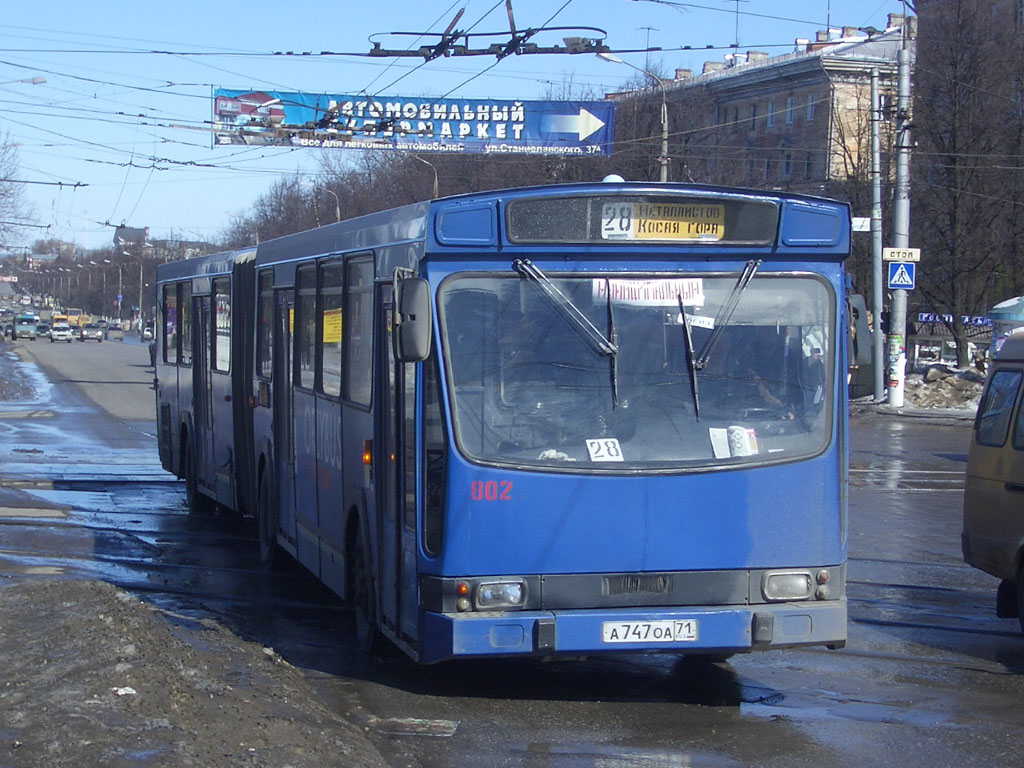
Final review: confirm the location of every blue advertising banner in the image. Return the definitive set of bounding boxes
[212,89,615,156]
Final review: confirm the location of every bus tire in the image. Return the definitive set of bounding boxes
[183,437,213,516]
[256,469,283,570]
[347,522,382,653]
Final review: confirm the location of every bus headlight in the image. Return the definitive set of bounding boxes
[475,580,527,609]
[762,571,813,601]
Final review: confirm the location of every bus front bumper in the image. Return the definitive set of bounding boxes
[420,600,846,663]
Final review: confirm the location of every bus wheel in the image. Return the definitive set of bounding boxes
[183,439,212,516]
[347,525,382,653]
[257,471,282,570]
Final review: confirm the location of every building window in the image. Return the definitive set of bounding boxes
[782,152,792,178]
[767,99,775,128]
[806,93,816,122]
[764,156,773,179]
[786,95,795,124]
[749,103,758,130]
[804,153,814,179]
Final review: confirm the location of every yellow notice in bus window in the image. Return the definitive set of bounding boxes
[322,308,342,344]
[601,202,725,241]
[289,307,294,333]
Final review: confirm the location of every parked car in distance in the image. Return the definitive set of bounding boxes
[105,324,124,341]
[50,322,73,343]
[79,323,104,342]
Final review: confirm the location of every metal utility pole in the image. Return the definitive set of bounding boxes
[597,53,669,182]
[887,46,912,407]
[870,69,885,401]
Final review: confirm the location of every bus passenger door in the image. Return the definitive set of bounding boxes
[193,295,213,493]
[379,289,419,648]
[274,289,297,548]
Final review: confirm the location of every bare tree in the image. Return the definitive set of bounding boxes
[0,134,29,246]
[221,177,318,248]
[912,0,1024,363]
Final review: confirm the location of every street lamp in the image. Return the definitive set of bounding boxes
[300,181,341,223]
[598,52,669,182]
[412,155,440,199]
[0,76,45,86]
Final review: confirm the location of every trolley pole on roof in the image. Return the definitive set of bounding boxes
[887,46,912,407]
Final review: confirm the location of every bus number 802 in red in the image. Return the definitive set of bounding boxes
[471,480,513,501]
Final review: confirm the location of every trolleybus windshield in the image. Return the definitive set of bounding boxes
[440,271,833,471]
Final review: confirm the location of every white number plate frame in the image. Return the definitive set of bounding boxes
[601,619,699,644]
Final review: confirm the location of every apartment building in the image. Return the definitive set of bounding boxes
[608,13,916,192]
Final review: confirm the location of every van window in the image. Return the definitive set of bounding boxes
[976,370,1022,446]
[1014,387,1024,450]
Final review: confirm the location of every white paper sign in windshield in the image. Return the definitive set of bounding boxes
[593,278,705,307]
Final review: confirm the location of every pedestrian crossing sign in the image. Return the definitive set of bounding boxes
[888,261,916,290]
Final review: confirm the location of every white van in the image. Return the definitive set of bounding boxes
[962,332,1024,630]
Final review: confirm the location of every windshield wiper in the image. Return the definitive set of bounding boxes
[514,260,621,409]
[678,295,701,420]
[695,259,761,369]
[513,259,618,357]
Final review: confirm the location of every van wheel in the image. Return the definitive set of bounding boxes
[257,471,282,570]
[1017,573,1024,634]
[347,524,382,653]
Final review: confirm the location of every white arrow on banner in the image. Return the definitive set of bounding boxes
[541,108,606,141]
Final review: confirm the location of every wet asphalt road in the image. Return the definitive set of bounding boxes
[1,337,1023,767]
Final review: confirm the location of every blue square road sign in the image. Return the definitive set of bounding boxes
[887,261,916,290]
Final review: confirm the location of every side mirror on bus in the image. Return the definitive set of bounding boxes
[848,294,872,367]
[395,277,433,362]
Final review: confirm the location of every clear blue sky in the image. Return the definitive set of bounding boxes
[0,0,909,251]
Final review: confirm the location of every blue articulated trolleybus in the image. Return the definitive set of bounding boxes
[156,181,858,663]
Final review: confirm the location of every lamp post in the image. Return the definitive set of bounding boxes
[598,52,669,182]
[412,155,440,199]
[322,188,341,223]
[299,181,341,224]
[0,76,45,86]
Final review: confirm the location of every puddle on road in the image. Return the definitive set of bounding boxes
[743,696,961,729]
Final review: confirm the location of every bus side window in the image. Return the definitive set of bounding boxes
[344,256,374,406]
[213,277,231,373]
[320,262,344,397]
[423,353,447,556]
[180,282,192,367]
[257,270,273,379]
[162,284,178,364]
[296,265,317,390]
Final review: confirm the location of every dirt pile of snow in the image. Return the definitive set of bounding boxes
[903,364,985,410]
